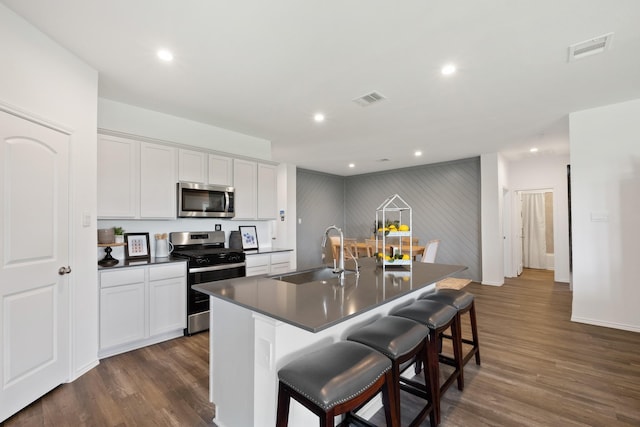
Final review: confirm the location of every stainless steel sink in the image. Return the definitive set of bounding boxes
[270,267,355,285]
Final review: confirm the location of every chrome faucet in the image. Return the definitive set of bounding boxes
[322,225,345,276]
[321,225,359,284]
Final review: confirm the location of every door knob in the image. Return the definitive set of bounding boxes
[58,266,72,275]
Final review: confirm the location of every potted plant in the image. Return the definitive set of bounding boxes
[114,227,125,243]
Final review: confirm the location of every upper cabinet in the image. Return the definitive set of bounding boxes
[257,163,277,219]
[98,134,177,220]
[178,149,233,187]
[98,135,139,218]
[140,142,176,219]
[233,159,257,219]
[233,159,277,220]
[99,133,275,221]
[178,149,207,183]
[208,154,233,186]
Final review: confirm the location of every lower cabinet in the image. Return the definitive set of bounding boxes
[99,262,186,358]
[245,251,292,277]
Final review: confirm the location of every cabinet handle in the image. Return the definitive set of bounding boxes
[58,266,72,275]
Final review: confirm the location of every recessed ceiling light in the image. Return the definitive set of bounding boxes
[441,63,456,76]
[348,163,355,168]
[314,113,325,123]
[157,49,174,62]
[414,150,423,157]
[530,147,539,153]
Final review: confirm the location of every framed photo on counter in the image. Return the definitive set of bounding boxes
[239,226,259,250]
[124,232,150,260]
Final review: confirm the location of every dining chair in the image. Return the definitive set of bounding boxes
[421,239,440,263]
[364,238,378,257]
[343,238,359,259]
[402,237,420,246]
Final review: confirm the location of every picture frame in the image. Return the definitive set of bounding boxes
[124,232,151,260]
[238,226,259,250]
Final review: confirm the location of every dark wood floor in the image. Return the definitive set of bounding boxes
[4,269,640,426]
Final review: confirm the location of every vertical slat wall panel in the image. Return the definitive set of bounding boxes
[296,158,481,280]
[296,169,345,270]
[345,158,481,280]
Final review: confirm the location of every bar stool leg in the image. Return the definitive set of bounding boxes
[276,382,291,427]
[469,301,481,365]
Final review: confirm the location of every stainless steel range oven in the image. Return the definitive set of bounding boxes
[170,231,246,335]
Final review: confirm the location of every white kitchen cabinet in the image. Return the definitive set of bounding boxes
[245,252,291,277]
[257,163,277,219]
[97,135,139,218]
[98,135,177,219]
[233,159,278,220]
[269,251,291,275]
[99,267,146,351]
[140,142,177,219]
[233,159,257,219]
[99,262,186,358]
[149,264,187,336]
[208,154,233,186]
[178,149,207,183]
[245,253,269,277]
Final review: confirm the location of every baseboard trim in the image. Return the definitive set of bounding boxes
[69,358,100,382]
[571,316,640,333]
[481,280,503,286]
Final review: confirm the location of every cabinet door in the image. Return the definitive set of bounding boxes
[245,254,270,276]
[97,135,139,218]
[257,163,277,219]
[149,275,186,336]
[208,154,233,186]
[178,149,207,183]
[140,142,176,218]
[232,159,257,219]
[100,282,145,350]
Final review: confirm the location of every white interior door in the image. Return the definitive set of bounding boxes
[0,110,70,422]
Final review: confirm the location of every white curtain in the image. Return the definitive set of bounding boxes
[522,193,546,269]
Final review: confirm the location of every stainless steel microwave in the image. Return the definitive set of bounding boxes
[177,182,235,218]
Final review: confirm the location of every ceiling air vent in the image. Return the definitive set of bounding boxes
[568,32,613,61]
[353,91,386,107]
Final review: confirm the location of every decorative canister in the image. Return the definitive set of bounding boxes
[97,228,115,244]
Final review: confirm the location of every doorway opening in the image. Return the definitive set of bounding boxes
[519,189,554,271]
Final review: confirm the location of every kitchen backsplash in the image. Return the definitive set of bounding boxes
[97,218,277,262]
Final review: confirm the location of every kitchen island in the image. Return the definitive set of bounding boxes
[193,257,466,427]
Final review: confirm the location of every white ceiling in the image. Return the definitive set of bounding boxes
[4,1,640,175]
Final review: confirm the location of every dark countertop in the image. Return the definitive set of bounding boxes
[97,256,186,270]
[193,257,466,332]
[243,247,293,255]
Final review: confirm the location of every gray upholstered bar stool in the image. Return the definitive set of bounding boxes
[276,341,398,427]
[391,299,462,424]
[346,316,437,427]
[420,289,481,378]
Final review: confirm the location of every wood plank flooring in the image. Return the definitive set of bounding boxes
[369,269,640,426]
[4,269,640,426]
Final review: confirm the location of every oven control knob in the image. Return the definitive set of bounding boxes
[228,254,241,262]
[196,257,210,265]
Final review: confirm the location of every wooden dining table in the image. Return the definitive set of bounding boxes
[353,241,425,260]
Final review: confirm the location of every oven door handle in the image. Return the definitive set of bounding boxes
[189,262,246,273]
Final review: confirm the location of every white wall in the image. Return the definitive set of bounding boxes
[98,98,272,160]
[507,153,571,283]
[480,153,506,285]
[0,4,99,379]
[570,98,640,332]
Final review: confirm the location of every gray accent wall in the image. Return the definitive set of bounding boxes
[296,157,481,280]
[296,169,345,270]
